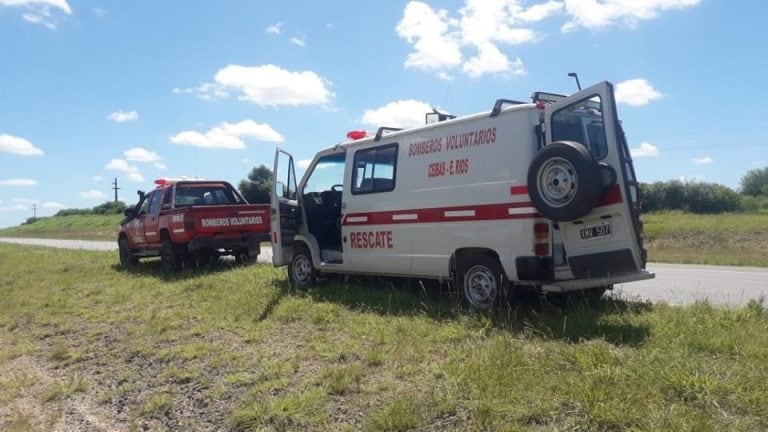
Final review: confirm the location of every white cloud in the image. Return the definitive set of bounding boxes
[105,159,144,182]
[93,175,103,181]
[92,7,106,17]
[154,162,168,171]
[297,159,312,169]
[0,133,44,156]
[42,201,66,209]
[397,1,698,78]
[615,79,662,106]
[179,65,334,107]
[124,147,161,163]
[126,172,144,182]
[396,0,556,78]
[80,190,106,200]
[630,142,659,157]
[0,0,72,14]
[362,99,434,130]
[691,156,714,165]
[0,204,28,212]
[561,0,701,32]
[108,110,139,123]
[1,0,72,29]
[266,22,283,34]
[210,64,334,107]
[290,36,306,47]
[0,178,38,186]
[462,44,525,78]
[11,198,37,205]
[170,119,284,150]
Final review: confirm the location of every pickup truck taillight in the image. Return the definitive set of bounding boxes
[184,215,195,231]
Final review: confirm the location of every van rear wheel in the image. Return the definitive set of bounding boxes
[459,255,504,310]
[527,141,602,222]
[288,245,316,287]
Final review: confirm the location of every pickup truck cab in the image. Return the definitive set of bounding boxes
[118,179,270,272]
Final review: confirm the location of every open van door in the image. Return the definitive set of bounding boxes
[530,81,646,279]
[270,148,299,266]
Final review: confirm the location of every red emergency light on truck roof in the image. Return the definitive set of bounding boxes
[154,179,176,187]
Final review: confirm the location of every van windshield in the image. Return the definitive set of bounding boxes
[550,95,608,159]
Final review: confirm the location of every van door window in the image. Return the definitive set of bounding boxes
[352,144,398,194]
[303,153,346,254]
[551,95,608,159]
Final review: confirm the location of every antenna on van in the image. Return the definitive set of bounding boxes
[568,72,582,91]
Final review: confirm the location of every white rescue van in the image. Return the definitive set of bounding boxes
[270,81,654,308]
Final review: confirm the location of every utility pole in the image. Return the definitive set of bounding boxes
[32,204,37,219]
[112,177,121,202]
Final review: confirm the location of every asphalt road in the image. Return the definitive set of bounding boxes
[2,236,766,306]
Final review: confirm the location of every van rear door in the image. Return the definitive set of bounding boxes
[270,148,299,266]
[535,81,645,278]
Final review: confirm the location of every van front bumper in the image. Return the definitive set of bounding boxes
[540,270,655,293]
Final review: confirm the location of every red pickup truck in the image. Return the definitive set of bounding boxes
[118,179,270,272]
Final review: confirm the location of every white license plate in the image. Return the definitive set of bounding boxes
[579,221,611,240]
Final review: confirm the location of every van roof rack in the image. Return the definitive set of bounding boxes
[374,127,403,142]
[490,99,526,117]
[531,92,566,103]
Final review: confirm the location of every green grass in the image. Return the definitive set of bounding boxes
[643,211,768,266]
[0,214,122,240]
[1,243,768,430]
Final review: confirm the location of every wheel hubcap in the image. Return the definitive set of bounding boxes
[293,255,312,283]
[538,157,578,208]
[464,265,497,308]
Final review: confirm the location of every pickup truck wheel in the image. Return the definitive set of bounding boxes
[527,141,602,222]
[161,239,181,273]
[118,237,138,268]
[235,249,255,265]
[288,245,316,287]
[459,255,503,310]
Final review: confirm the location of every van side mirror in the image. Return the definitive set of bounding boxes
[124,208,135,218]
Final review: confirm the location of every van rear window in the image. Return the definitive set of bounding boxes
[351,144,398,195]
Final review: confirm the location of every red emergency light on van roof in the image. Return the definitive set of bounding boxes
[346,130,368,140]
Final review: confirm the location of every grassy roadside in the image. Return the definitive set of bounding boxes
[643,212,768,267]
[0,214,121,241]
[1,243,767,431]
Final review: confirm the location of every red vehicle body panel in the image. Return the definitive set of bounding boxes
[118,180,270,260]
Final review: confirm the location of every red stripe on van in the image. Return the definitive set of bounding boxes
[510,185,528,195]
[342,202,538,226]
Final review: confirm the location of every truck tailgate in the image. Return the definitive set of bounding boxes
[191,205,270,235]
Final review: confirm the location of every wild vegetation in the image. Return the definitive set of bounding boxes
[1,243,767,431]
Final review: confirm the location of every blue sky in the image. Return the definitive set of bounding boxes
[1,0,767,228]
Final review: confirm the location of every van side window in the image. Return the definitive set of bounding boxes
[352,144,397,194]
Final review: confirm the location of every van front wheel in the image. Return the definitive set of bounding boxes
[288,245,316,287]
[460,255,503,310]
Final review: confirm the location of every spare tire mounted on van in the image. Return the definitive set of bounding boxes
[527,141,603,222]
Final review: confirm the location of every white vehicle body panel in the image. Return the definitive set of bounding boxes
[270,81,653,292]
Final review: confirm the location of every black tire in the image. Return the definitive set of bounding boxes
[160,239,181,273]
[234,249,256,265]
[118,237,138,268]
[527,141,602,222]
[458,254,505,310]
[288,245,316,287]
